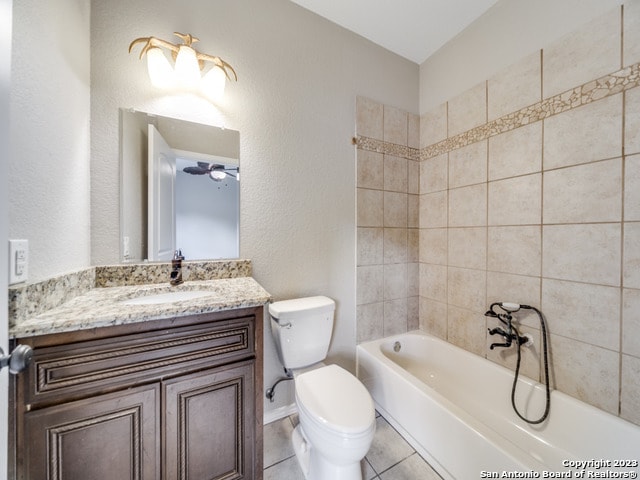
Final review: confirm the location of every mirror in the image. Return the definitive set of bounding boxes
[120,109,240,262]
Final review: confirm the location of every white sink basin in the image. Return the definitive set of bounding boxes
[121,290,212,305]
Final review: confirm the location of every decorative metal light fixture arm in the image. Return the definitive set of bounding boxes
[128,36,180,59]
[195,52,238,81]
[129,33,237,81]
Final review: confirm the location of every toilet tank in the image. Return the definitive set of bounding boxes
[269,296,335,369]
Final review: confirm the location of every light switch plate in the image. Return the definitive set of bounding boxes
[123,236,130,259]
[9,239,28,285]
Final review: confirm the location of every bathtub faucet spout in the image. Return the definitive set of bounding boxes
[488,325,527,349]
[486,307,529,350]
[488,326,512,349]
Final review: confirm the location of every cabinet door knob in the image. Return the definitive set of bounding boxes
[0,344,33,374]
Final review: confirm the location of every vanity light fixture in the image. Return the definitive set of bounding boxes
[129,32,237,102]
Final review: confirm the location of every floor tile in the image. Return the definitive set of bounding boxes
[263,417,295,468]
[379,453,442,480]
[364,416,415,474]
[264,455,306,480]
[263,412,443,480]
[363,458,379,480]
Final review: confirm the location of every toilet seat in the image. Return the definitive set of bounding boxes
[295,364,375,436]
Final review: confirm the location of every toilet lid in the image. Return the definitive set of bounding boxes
[296,364,374,435]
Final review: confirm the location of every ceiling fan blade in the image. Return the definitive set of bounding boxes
[183,166,209,175]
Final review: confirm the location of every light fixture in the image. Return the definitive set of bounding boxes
[129,32,237,102]
[209,170,227,182]
[182,162,239,182]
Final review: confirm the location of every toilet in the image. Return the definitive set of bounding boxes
[269,296,376,480]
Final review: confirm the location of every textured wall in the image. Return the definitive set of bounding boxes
[89,0,418,417]
[1,0,12,473]
[416,3,640,426]
[419,0,624,113]
[9,0,91,282]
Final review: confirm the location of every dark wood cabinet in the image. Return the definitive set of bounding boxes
[23,384,160,480]
[11,306,264,480]
[164,361,254,479]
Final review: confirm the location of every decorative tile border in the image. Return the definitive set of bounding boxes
[355,61,640,161]
[353,136,420,161]
[421,61,640,160]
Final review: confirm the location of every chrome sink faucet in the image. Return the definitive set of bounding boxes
[170,249,185,286]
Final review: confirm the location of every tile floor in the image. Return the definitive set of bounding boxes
[263,412,443,479]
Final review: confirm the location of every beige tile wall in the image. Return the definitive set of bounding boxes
[356,3,640,427]
[356,96,420,342]
[415,3,640,425]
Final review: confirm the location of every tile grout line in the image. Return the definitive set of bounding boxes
[619,3,626,418]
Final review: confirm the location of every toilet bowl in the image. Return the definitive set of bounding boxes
[268,296,376,480]
[293,364,376,480]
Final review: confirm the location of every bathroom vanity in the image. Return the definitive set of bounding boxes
[9,272,269,480]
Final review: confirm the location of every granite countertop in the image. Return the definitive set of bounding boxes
[11,277,271,338]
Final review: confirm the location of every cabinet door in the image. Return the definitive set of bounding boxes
[164,361,255,480]
[22,384,160,480]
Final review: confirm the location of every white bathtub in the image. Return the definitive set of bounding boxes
[357,331,640,480]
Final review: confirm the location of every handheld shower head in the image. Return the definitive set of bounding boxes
[485,302,521,318]
[499,302,521,313]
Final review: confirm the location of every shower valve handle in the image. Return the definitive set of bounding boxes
[488,327,530,350]
[488,326,513,350]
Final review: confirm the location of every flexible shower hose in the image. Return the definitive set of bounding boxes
[511,305,550,424]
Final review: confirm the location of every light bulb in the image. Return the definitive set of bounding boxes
[201,66,226,102]
[146,48,175,89]
[209,170,227,181]
[174,45,201,89]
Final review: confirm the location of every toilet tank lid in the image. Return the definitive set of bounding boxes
[269,296,335,320]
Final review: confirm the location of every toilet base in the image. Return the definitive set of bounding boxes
[291,424,364,480]
[292,424,311,477]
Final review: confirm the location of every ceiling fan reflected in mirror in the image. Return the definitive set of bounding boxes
[182,161,239,182]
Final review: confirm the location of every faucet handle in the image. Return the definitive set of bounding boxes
[488,327,514,350]
[488,326,507,337]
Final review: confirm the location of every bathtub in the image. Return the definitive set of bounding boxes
[357,331,640,480]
